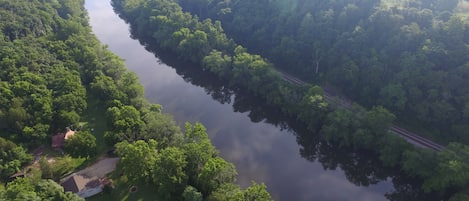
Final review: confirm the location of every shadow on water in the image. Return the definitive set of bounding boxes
[119,17,447,201]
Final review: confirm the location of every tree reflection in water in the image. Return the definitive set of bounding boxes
[127,27,447,201]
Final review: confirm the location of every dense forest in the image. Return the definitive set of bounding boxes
[176,0,469,145]
[111,0,469,200]
[0,0,271,200]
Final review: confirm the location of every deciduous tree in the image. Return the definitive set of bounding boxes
[153,147,188,200]
[115,140,157,183]
[64,131,97,158]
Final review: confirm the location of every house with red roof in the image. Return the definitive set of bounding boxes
[51,128,75,149]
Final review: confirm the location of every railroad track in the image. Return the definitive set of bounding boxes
[390,126,445,151]
[280,72,305,86]
[278,70,445,151]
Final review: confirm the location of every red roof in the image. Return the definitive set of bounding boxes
[51,133,65,149]
[51,128,76,149]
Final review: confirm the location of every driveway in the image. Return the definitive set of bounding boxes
[61,157,120,182]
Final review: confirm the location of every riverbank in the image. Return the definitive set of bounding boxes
[86,1,400,201]
[110,0,469,200]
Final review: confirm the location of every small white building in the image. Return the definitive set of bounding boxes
[61,174,103,198]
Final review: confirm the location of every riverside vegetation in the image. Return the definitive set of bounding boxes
[111,0,469,200]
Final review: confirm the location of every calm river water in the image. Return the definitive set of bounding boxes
[84,1,397,201]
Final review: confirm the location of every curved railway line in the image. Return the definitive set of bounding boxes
[279,70,445,151]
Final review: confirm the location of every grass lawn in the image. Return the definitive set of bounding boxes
[87,173,157,201]
[82,93,111,154]
[52,156,87,180]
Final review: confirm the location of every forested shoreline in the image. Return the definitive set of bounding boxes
[0,0,272,200]
[175,0,469,145]
[111,0,469,200]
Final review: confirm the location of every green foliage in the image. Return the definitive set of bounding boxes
[402,148,439,179]
[449,190,469,201]
[378,134,413,167]
[182,186,203,201]
[1,178,39,201]
[115,140,157,183]
[179,0,469,144]
[402,143,469,193]
[321,106,395,150]
[422,143,469,192]
[298,86,329,130]
[111,0,469,198]
[64,131,97,158]
[90,74,125,102]
[206,183,244,201]
[244,182,273,201]
[112,121,265,200]
[183,123,217,184]
[105,105,144,143]
[141,111,183,148]
[0,177,84,201]
[206,182,272,201]
[153,147,188,200]
[321,108,358,147]
[112,0,284,112]
[51,156,85,180]
[39,157,53,180]
[0,137,32,180]
[197,157,237,195]
[0,0,97,147]
[202,50,232,78]
[56,110,81,129]
[0,1,273,200]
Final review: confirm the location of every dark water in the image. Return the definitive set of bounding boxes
[82,1,433,201]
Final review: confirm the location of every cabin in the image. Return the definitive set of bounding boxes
[51,128,76,149]
[60,174,103,198]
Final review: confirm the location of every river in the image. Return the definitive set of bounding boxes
[84,1,404,201]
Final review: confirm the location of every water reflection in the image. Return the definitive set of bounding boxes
[145,42,444,201]
[84,1,442,201]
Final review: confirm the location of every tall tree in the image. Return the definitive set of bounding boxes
[64,131,97,158]
[153,147,188,200]
[197,157,237,195]
[115,140,157,183]
[0,137,32,181]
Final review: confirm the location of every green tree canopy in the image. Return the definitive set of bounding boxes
[197,157,237,195]
[0,178,84,201]
[153,147,188,200]
[64,131,97,158]
[115,140,157,183]
[0,137,32,180]
[182,186,203,201]
[244,182,273,201]
[183,122,218,184]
